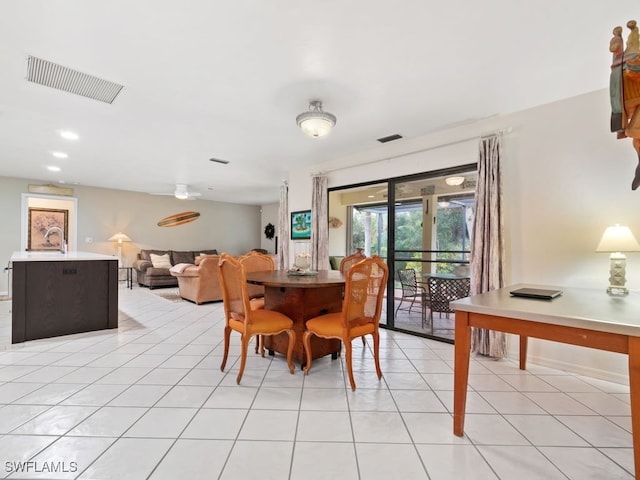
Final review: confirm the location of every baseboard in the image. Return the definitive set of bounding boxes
[507,351,629,386]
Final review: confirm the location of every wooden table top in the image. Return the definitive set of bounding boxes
[451,283,640,337]
[245,270,345,288]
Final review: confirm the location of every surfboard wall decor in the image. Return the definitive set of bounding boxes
[157,211,200,227]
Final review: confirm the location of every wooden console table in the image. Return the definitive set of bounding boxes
[451,284,640,478]
[245,270,344,363]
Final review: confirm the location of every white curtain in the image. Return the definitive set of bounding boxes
[311,175,329,270]
[470,135,507,357]
[277,181,289,271]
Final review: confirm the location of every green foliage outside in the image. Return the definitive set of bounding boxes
[351,202,470,280]
[435,205,470,273]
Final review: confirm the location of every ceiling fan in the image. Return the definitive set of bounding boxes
[149,184,202,200]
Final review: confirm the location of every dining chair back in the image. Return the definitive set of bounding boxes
[302,256,389,390]
[426,275,471,323]
[339,250,366,273]
[239,251,276,354]
[218,253,295,384]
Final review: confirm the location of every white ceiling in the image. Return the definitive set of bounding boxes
[0,1,635,205]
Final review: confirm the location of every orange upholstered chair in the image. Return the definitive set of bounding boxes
[218,253,295,384]
[238,251,276,354]
[303,256,388,390]
[239,251,275,310]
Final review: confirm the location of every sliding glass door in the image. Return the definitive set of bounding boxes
[328,165,475,342]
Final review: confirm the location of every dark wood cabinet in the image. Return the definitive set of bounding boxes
[12,257,118,343]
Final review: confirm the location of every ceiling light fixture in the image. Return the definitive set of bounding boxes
[47,166,61,172]
[445,176,465,186]
[52,151,68,159]
[296,100,336,138]
[59,130,79,140]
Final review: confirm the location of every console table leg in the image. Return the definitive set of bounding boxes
[453,311,471,437]
[519,335,528,370]
[628,336,640,479]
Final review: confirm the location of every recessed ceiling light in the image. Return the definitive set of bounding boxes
[445,176,465,186]
[52,151,68,159]
[59,130,79,140]
[47,165,61,172]
[367,195,375,198]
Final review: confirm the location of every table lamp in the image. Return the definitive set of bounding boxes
[596,224,640,295]
[108,232,131,266]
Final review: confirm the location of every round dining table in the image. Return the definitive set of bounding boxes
[245,270,345,364]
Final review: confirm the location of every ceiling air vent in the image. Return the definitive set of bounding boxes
[209,158,230,164]
[26,56,124,104]
[377,133,403,143]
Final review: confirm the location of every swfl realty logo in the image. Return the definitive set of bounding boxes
[5,461,78,474]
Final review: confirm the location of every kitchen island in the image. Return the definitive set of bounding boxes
[11,251,118,343]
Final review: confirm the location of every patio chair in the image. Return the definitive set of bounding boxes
[395,268,428,328]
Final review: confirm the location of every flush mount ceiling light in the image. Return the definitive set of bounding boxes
[52,151,68,159]
[445,176,465,186]
[59,130,79,140]
[296,100,336,138]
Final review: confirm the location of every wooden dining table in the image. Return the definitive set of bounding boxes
[245,269,345,364]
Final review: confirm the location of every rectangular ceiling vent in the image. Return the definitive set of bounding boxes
[209,158,230,164]
[377,133,403,143]
[26,56,124,104]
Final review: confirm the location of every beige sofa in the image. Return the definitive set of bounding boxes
[169,254,223,304]
[169,251,277,305]
[133,249,218,289]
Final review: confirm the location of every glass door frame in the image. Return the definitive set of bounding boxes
[327,162,476,342]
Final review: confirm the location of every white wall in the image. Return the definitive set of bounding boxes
[289,88,639,384]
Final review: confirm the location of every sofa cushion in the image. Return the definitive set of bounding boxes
[198,249,218,256]
[171,250,196,265]
[140,249,169,262]
[329,256,344,270]
[146,267,172,276]
[150,253,172,268]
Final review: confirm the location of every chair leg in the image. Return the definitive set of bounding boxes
[255,335,259,354]
[372,331,382,381]
[220,326,231,372]
[236,334,250,384]
[345,340,356,391]
[285,330,295,374]
[302,331,313,374]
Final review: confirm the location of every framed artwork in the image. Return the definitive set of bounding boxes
[291,210,311,239]
[28,207,68,251]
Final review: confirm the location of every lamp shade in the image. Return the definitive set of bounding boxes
[596,225,640,252]
[296,100,336,138]
[108,232,131,244]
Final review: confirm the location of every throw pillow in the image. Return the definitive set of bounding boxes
[150,253,172,269]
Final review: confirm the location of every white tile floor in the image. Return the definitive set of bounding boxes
[0,286,635,479]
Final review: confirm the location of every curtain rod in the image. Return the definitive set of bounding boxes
[313,126,512,175]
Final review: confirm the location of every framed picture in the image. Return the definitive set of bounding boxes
[28,207,68,251]
[291,210,312,239]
